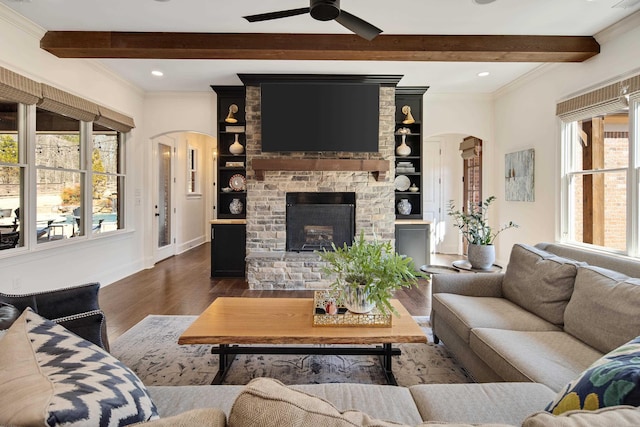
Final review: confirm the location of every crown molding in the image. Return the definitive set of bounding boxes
[595,9,640,45]
[0,2,45,39]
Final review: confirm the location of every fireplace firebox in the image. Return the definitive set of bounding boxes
[286,192,355,252]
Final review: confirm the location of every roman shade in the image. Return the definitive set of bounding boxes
[460,136,480,159]
[0,66,41,105]
[556,72,640,123]
[38,83,99,122]
[95,105,135,133]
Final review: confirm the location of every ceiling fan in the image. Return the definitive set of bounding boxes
[243,0,382,41]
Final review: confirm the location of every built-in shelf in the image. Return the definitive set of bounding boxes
[252,158,390,181]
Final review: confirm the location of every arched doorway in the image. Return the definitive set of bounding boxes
[150,130,216,264]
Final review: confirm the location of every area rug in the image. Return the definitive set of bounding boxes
[111,315,472,387]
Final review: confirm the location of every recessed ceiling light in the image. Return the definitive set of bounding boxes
[154,0,171,2]
[473,0,497,4]
[477,71,490,77]
[151,70,164,77]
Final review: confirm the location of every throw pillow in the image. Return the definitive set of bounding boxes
[0,301,20,329]
[502,243,583,326]
[523,406,640,427]
[545,336,640,415]
[0,308,158,427]
[228,377,408,427]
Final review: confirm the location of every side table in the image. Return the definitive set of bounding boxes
[452,260,502,273]
[420,265,460,275]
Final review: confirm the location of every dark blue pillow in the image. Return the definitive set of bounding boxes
[546,336,640,415]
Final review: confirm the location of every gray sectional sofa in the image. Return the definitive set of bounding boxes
[2,242,639,426]
[431,242,640,391]
[139,242,640,426]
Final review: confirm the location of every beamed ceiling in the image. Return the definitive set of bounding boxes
[41,32,600,63]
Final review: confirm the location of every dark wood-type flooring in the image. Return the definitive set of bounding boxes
[101,243,457,342]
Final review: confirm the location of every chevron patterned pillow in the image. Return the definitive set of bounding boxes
[0,308,159,426]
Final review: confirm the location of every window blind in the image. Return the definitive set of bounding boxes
[556,72,639,122]
[95,105,135,133]
[38,84,99,122]
[0,66,41,104]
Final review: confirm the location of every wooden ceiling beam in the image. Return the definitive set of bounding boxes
[40,32,600,62]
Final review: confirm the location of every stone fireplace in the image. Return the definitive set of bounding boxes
[286,192,356,252]
[242,80,397,289]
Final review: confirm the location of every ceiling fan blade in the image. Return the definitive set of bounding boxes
[335,9,382,41]
[243,8,310,23]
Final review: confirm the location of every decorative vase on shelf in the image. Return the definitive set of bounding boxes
[229,198,243,215]
[229,134,244,155]
[396,134,411,156]
[467,244,495,270]
[397,198,412,215]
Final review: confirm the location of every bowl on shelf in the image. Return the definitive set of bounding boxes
[222,187,232,193]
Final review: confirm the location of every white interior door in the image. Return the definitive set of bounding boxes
[423,139,442,255]
[153,137,176,263]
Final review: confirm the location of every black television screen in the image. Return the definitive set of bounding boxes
[260,82,380,153]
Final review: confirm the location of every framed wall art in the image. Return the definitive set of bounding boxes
[505,149,535,202]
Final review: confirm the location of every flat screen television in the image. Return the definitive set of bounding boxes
[260,82,380,153]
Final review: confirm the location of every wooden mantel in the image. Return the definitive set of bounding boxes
[252,158,389,181]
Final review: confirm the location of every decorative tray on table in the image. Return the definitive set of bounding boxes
[312,290,392,328]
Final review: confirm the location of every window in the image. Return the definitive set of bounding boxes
[0,65,134,254]
[187,146,199,194]
[35,107,83,242]
[92,123,125,232]
[0,101,23,250]
[559,74,639,255]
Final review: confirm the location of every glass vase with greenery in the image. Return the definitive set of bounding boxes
[318,231,424,315]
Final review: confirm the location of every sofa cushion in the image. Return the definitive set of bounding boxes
[294,383,423,425]
[0,309,158,427]
[545,336,640,415]
[409,382,555,426]
[149,385,246,418]
[141,408,227,427]
[228,377,409,427]
[523,406,640,427]
[564,265,640,354]
[470,329,602,392]
[502,244,582,326]
[432,294,560,344]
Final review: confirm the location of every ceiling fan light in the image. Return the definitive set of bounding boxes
[310,0,340,21]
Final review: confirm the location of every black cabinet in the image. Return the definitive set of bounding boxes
[395,221,430,271]
[210,223,246,277]
[394,87,428,219]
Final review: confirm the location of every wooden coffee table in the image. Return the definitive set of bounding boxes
[178,297,427,385]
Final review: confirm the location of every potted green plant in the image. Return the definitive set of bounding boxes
[318,231,424,315]
[447,196,518,269]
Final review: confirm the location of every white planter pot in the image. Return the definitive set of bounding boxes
[467,244,495,270]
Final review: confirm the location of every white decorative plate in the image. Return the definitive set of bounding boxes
[229,174,246,191]
[394,175,410,191]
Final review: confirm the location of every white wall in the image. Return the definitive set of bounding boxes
[422,94,495,257]
[141,93,217,267]
[491,13,640,263]
[0,7,148,292]
[0,6,219,291]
